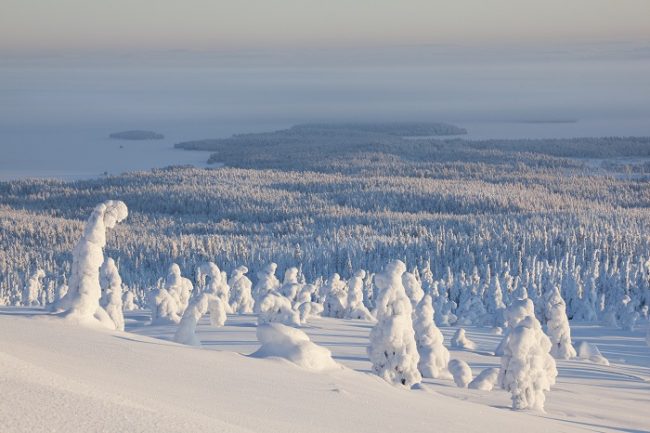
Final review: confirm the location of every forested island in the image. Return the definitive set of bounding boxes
[109,130,164,140]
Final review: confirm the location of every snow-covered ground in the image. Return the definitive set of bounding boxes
[1,308,648,433]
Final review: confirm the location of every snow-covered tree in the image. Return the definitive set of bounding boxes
[207,295,227,327]
[257,292,300,327]
[345,270,374,320]
[228,265,254,313]
[323,273,347,318]
[402,271,424,309]
[99,258,125,331]
[173,293,210,346]
[279,267,302,301]
[253,263,280,302]
[122,290,136,311]
[61,200,128,328]
[485,273,505,327]
[23,269,45,306]
[48,276,69,312]
[544,286,576,359]
[448,359,473,388]
[498,316,557,411]
[164,264,193,315]
[367,260,421,387]
[148,285,180,324]
[495,297,536,356]
[413,294,450,378]
[197,262,231,313]
[296,300,323,324]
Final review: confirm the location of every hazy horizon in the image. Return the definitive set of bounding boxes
[2,0,650,54]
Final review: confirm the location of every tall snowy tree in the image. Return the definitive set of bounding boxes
[367,260,421,387]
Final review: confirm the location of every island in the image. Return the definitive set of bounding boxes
[109,130,164,140]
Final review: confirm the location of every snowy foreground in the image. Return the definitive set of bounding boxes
[1,309,648,433]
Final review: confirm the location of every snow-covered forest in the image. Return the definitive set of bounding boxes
[2,127,650,324]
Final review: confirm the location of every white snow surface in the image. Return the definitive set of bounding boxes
[1,309,649,433]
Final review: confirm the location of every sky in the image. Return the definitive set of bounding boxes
[1,0,649,53]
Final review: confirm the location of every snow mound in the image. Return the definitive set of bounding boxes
[468,367,499,391]
[451,328,477,350]
[252,323,341,371]
[576,341,609,366]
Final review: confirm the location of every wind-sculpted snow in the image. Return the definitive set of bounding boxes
[252,323,341,371]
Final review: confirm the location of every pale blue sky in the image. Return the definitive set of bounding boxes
[1,0,649,53]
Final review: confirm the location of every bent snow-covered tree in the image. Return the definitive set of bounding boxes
[60,200,128,328]
[367,260,421,387]
[173,293,210,346]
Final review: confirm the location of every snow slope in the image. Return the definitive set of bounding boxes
[1,309,648,433]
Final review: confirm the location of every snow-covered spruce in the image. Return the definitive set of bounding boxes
[448,359,473,388]
[367,260,421,387]
[485,273,506,327]
[402,271,424,309]
[345,270,374,320]
[468,367,500,391]
[148,285,181,325]
[296,301,324,324]
[252,323,340,371]
[253,263,280,302]
[173,293,210,346]
[279,267,302,302]
[451,328,477,350]
[323,273,348,318]
[495,297,536,356]
[413,294,450,378]
[48,277,69,312]
[228,265,254,313]
[197,262,231,313]
[257,292,301,327]
[23,269,45,306]
[207,295,227,327]
[164,264,194,315]
[544,286,576,359]
[122,291,136,311]
[619,295,639,331]
[99,258,125,331]
[499,315,558,411]
[60,200,128,329]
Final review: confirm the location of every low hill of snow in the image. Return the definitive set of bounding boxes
[0,312,600,433]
